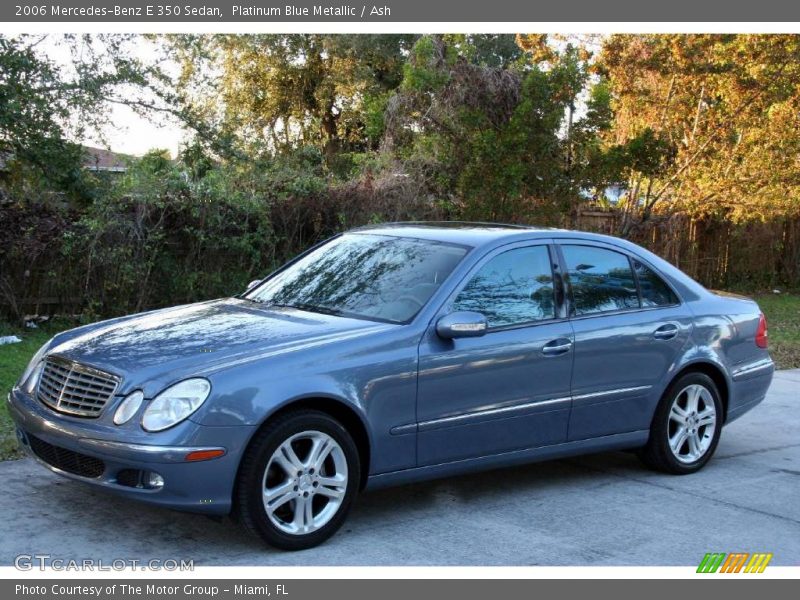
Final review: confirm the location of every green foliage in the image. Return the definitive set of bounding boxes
[0,34,173,201]
[599,34,800,230]
[752,293,800,369]
[0,320,74,460]
[4,32,800,324]
[0,37,88,197]
[1,136,447,321]
[442,34,524,68]
[167,34,417,163]
[72,152,282,315]
[363,91,392,144]
[401,36,453,92]
[387,35,598,223]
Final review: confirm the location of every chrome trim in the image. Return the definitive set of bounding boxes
[389,423,417,436]
[418,396,572,431]
[402,387,651,432]
[570,385,651,405]
[77,438,227,462]
[542,341,573,354]
[36,355,120,418]
[732,359,775,380]
[45,354,119,382]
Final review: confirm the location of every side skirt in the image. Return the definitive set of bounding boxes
[365,430,649,491]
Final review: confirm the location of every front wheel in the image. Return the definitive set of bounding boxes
[235,410,360,550]
[638,373,723,474]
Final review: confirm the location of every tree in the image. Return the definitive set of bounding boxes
[0,34,173,199]
[597,34,800,232]
[385,35,599,223]
[167,34,417,166]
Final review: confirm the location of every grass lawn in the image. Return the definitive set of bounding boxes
[0,293,797,461]
[0,321,73,460]
[753,293,800,371]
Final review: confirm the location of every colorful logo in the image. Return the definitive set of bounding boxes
[697,552,773,573]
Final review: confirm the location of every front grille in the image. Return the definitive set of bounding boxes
[28,434,105,478]
[37,357,119,418]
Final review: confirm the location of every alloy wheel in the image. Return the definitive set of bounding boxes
[261,430,348,535]
[667,384,717,464]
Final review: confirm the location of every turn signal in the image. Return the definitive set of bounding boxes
[185,449,226,462]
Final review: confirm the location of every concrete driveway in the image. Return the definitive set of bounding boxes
[1,370,798,566]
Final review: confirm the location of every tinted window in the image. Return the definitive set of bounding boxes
[562,245,639,315]
[453,246,555,328]
[247,234,467,323]
[634,260,679,307]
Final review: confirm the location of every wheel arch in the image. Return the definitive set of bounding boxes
[668,361,730,422]
[236,395,372,493]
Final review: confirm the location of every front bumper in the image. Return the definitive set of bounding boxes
[8,388,255,515]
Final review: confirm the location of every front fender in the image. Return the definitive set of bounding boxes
[192,372,365,428]
[186,328,421,475]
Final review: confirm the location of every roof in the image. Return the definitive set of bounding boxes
[82,146,131,172]
[351,221,566,247]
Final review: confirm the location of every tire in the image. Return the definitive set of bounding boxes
[235,410,360,550]
[638,372,723,475]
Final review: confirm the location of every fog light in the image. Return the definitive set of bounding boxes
[145,472,164,489]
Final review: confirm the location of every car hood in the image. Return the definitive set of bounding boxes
[47,298,392,394]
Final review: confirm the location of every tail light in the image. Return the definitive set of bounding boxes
[755,313,768,348]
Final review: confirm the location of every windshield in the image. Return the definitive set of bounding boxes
[246,234,469,323]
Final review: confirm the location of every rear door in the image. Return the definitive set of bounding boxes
[416,241,574,466]
[556,241,694,441]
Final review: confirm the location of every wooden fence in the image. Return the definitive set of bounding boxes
[2,205,799,320]
[573,209,800,290]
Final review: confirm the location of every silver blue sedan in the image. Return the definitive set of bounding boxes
[8,223,774,549]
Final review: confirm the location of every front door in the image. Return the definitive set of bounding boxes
[416,243,574,466]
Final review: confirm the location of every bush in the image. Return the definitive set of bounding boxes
[0,149,446,321]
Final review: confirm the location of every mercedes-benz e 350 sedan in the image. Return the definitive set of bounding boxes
[9,223,774,549]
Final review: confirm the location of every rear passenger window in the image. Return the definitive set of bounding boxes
[634,260,679,307]
[562,245,640,315]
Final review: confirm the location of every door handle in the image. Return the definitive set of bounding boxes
[653,324,679,340]
[542,338,573,356]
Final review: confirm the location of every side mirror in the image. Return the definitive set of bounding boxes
[246,279,261,291]
[436,311,488,339]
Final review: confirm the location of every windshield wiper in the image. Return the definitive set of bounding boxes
[256,301,300,309]
[291,302,347,317]
[252,300,343,316]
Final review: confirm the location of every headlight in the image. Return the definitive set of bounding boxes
[141,379,211,432]
[19,342,50,394]
[113,390,144,425]
[22,362,45,395]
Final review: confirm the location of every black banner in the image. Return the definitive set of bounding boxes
[4,579,797,600]
[4,0,800,22]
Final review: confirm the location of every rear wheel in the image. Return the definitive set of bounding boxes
[236,410,360,550]
[638,372,722,474]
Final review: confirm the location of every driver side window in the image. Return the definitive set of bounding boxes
[452,245,556,328]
